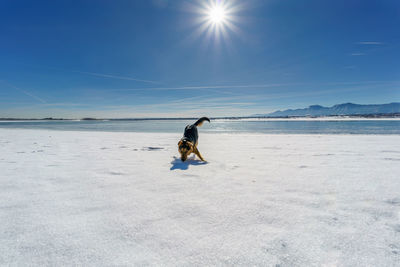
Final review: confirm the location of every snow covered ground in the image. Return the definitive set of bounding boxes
[1,129,400,266]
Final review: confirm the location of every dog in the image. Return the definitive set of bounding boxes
[178,117,210,162]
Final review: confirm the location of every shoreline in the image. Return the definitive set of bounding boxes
[1,116,400,123]
[0,127,400,136]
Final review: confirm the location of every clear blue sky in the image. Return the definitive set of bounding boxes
[0,0,399,118]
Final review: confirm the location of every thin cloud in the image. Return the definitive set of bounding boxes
[350,53,365,56]
[20,90,47,103]
[357,42,384,45]
[106,80,400,92]
[8,62,161,85]
[75,71,160,84]
[102,86,372,112]
[111,83,301,92]
[41,103,91,107]
[0,80,47,103]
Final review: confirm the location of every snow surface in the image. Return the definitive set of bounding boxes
[1,129,400,266]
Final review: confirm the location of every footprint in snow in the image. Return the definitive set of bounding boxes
[389,244,400,254]
[109,171,124,176]
[383,158,400,161]
[385,198,400,206]
[392,224,400,233]
[142,147,164,151]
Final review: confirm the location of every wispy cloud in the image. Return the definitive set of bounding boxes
[357,41,384,45]
[105,80,400,93]
[5,82,395,119]
[350,53,365,56]
[41,103,90,107]
[0,80,47,103]
[102,86,374,112]
[111,83,300,92]
[74,71,160,84]
[11,62,161,85]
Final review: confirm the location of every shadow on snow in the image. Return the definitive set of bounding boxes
[170,156,207,170]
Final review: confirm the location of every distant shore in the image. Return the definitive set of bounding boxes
[1,113,400,121]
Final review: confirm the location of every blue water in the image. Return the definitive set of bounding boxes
[0,119,399,134]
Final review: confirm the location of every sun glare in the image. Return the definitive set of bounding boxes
[189,0,241,43]
[208,6,226,24]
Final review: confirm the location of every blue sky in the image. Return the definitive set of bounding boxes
[0,0,399,118]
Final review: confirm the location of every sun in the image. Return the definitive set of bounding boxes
[188,0,241,43]
[208,5,226,24]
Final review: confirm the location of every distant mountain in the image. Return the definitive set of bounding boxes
[259,103,400,117]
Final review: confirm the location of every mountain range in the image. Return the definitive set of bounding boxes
[258,103,400,117]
